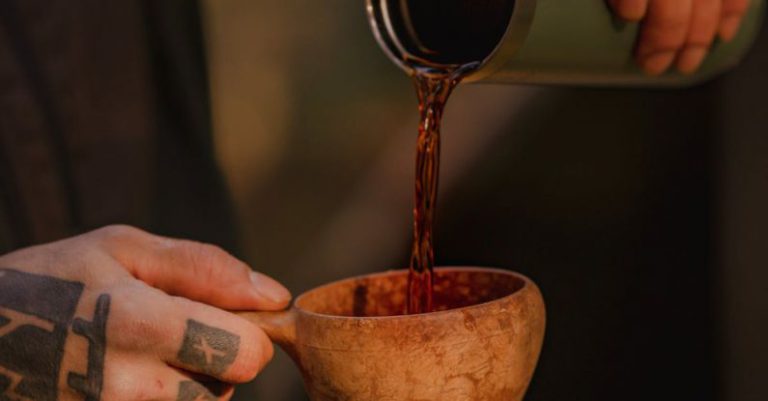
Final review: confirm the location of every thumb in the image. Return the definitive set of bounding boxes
[93,225,291,310]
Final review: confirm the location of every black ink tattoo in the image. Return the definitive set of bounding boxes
[177,320,239,376]
[0,268,111,401]
[67,294,110,401]
[0,268,83,401]
[176,380,222,401]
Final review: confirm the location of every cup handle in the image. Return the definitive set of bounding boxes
[237,309,298,358]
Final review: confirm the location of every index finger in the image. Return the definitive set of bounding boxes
[91,225,291,311]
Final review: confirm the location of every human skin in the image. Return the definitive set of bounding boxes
[0,225,291,401]
[609,0,751,74]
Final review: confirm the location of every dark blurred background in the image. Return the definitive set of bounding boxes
[0,1,766,401]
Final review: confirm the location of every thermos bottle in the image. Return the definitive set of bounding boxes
[367,0,765,86]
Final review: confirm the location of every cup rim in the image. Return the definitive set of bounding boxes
[293,266,534,321]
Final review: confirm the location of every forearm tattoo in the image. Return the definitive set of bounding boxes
[0,268,110,401]
[67,294,110,401]
[1,268,243,401]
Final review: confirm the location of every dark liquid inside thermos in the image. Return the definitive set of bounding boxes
[380,0,516,65]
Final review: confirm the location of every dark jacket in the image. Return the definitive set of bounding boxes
[0,0,239,254]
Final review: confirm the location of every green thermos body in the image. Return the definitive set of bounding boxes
[367,0,765,86]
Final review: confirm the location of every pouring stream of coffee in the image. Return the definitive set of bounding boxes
[380,0,513,313]
[407,63,478,314]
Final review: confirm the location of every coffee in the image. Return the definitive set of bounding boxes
[373,0,515,65]
[407,63,478,314]
[374,0,515,313]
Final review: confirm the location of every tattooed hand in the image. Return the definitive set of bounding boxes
[0,225,291,401]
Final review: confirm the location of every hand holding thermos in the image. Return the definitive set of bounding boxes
[609,0,749,74]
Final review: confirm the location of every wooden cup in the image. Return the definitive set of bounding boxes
[239,267,545,401]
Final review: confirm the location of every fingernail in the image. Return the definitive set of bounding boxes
[719,15,742,42]
[676,46,708,74]
[641,51,675,76]
[250,271,291,303]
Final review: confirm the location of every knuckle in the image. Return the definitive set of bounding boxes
[110,312,163,349]
[188,243,247,278]
[109,288,166,349]
[194,243,227,264]
[91,224,147,244]
[188,244,226,283]
[102,371,145,401]
[103,373,167,401]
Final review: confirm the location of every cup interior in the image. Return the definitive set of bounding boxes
[295,268,525,317]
